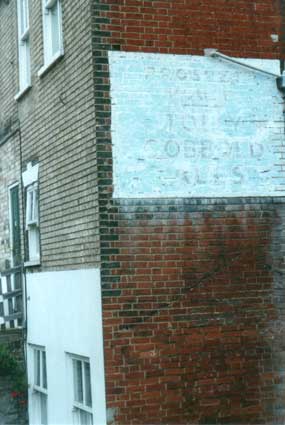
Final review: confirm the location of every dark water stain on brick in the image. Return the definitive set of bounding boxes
[103,201,285,424]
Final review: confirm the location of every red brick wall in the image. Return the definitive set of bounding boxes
[101,200,285,424]
[92,1,285,423]
[98,0,284,58]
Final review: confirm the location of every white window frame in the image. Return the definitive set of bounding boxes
[32,346,48,425]
[15,0,31,100]
[8,182,20,267]
[22,163,40,266]
[38,0,64,77]
[70,354,94,425]
[26,184,39,228]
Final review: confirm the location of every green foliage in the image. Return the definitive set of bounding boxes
[0,344,18,376]
[0,344,27,393]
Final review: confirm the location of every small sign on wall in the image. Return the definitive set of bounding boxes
[109,52,285,198]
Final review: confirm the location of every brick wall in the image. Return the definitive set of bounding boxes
[16,0,100,270]
[0,0,23,272]
[101,199,285,424]
[92,0,285,423]
[0,0,18,129]
[0,135,22,271]
[95,0,283,58]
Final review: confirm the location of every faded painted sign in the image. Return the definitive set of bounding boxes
[109,52,285,198]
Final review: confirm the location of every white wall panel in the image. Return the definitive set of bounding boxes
[27,269,106,425]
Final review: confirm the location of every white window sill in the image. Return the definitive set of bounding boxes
[14,84,32,101]
[73,402,93,414]
[24,259,41,268]
[33,385,48,395]
[38,51,64,77]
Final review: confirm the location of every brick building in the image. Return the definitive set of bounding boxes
[0,0,105,423]
[1,0,285,424]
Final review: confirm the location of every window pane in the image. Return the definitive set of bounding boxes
[33,188,38,222]
[30,190,34,221]
[73,360,83,403]
[14,272,22,290]
[20,0,28,34]
[25,41,31,81]
[26,190,31,224]
[15,295,22,313]
[28,226,40,260]
[79,409,93,425]
[6,276,12,292]
[40,393,48,425]
[42,351,47,389]
[35,349,41,386]
[51,1,60,56]
[10,185,21,267]
[8,299,13,315]
[84,362,92,408]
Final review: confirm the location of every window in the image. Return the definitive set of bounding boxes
[9,184,21,267]
[40,0,63,74]
[26,184,39,227]
[71,356,93,425]
[22,163,40,265]
[25,183,40,263]
[33,347,48,425]
[16,0,31,96]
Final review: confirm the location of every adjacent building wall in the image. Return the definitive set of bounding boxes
[18,0,100,271]
[0,134,22,272]
[0,0,27,420]
[92,0,285,423]
[0,0,18,126]
[1,0,106,422]
[0,0,23,272]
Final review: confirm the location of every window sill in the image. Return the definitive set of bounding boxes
[24,259,41,268]
[37,51,64,78]
[14,84,32,101]
[33,385,48,395]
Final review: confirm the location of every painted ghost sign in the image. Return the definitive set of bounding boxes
[109,52,285,198]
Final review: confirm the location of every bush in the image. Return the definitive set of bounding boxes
[0,344,18,376]
[0,343,27,393]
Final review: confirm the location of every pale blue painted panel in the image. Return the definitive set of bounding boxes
[109,52,285,198]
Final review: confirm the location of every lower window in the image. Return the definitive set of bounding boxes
[73,408,93,425]
[35,392,48,425]
[32,346,48,425]
[71,355,93,425]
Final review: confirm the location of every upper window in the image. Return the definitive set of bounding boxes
[41,0,63,70]
[26,184,39,228]
[16,0,31,95]
[25,182,40,263]
[71,356,93,425]
[22,163,40,266]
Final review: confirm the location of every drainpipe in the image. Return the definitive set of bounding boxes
[204,49,285,92]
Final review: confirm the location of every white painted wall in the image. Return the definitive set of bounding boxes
[109,52,285,198]
[26,269,106,425]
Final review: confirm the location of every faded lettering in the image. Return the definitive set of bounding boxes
[109,52,285,197]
